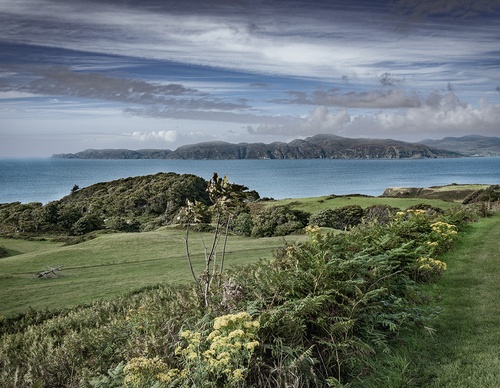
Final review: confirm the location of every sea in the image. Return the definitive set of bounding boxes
[1,157,500,204]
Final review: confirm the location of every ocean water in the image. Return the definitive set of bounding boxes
[1,157,500,204]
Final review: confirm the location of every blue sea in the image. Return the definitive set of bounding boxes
[1,157,500,204]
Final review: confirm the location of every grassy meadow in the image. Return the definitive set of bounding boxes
[0,195,453,317]
[0,230,306,317]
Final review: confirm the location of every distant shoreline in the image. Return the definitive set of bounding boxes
[51,134,500,160]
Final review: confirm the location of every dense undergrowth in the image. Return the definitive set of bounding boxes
[0,202,481,387]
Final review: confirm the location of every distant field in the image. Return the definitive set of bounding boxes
[268,195,458,213]
[0,229,305,317]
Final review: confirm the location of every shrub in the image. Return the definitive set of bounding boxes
[231,212,254,236]
[251,205,309,237]
[308,208,336,227]
[363,204,400,225]
[71,213,105,235]
[309,205,364,230]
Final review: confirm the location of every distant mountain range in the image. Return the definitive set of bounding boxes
[52,134,500,160]
[420,135,500,156]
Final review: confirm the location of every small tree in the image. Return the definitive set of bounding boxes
[182,173,249,308]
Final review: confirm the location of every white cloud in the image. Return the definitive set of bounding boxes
[125,130,178,143]
[248,106,350,136]
[249,92,500,140]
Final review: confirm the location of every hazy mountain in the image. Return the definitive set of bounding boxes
[52,149,173,159]
[53,134,461,160]
[420,135,500,156]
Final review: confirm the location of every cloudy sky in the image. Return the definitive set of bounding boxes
[1,0,500,157]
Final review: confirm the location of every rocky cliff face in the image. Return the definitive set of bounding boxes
[53,134,461,160]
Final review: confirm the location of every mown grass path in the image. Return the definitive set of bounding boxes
[413,213,500,387]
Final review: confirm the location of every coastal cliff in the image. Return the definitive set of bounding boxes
[52,134,461,160]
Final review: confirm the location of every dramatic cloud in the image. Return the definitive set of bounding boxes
[1,66,248,111]
[0,0,499,157]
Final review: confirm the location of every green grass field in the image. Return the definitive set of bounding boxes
[0,229,305,317]
[269,195,457,213]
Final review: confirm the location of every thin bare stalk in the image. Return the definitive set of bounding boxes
[218,216,231,287]
[184,223,201,292]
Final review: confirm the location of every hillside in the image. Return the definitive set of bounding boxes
[52,134,461,160]
[421,134,500,156]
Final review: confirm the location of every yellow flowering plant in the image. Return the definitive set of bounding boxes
[175,312,260,387]
[414,257,447,283]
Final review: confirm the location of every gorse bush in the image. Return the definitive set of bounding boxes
[0,205,477,387]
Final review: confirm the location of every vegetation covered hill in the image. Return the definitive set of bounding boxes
[0,172,211,236]
[52,134,461,160]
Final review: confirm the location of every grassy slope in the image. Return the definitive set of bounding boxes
[412,212,500,387]
[0,230,305,317]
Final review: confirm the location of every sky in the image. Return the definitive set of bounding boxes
[1,0,500,158]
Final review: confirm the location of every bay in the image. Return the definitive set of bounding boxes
[1,157,500,204]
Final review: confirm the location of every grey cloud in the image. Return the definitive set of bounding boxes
[496,86,500,92]
[379,72,402,87]
[249,83,271,88]
[278,89,422,109]
[5,66,247,111]
[392,0,500,20]
[123,107,295,125]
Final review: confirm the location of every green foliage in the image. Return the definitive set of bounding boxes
[309,204,364,230]
[362,204,400,225]
[0,173,210,237]
[71,213,105,235]
[251,205,309,237]
[230,212,253,236]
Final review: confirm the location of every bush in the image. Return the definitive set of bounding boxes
[308,208,336,227]
[231,212,254,236]
[309,205,364,230]
[71,214,105,235]
[251,205,309,237]
[363,204,400,225]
